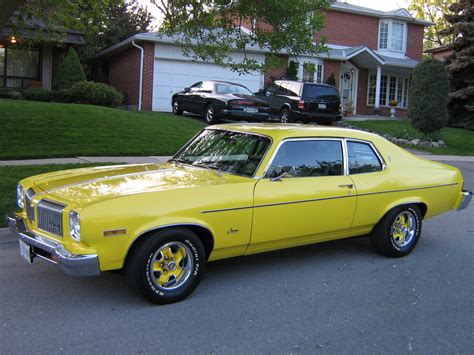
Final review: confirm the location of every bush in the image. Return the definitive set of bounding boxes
[68,81,123,107]
[23,88,53,102]
[53,47,86,90]
[54,88,73,103]
[409,59,449,135]
[326,73,336,87]
[0,91,22,100]
[286,61,298,79]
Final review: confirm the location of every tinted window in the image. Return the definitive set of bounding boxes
[264,84,278,97]
[215,83,252,95]
[302,85,339,100]
[348,141,382,174]
[266,140,343,178]
[276,83,288,95]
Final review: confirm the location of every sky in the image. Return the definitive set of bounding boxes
[141,0,413,28]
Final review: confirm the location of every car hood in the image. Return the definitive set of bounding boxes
[25,162,249,206]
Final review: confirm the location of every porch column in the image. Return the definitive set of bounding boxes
[375,65,382,109]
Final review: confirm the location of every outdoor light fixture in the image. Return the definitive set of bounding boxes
[10,36,17,44]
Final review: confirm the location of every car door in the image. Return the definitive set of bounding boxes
[181,81,202,112]
[248,138,357,254]
[255,83,280,116]
[193,81,215,115]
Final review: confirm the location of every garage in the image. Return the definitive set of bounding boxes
[152,43,265,112]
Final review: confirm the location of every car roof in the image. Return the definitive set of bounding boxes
[208,123,384,142]
[205,80,248,88]
[275,80,336,88]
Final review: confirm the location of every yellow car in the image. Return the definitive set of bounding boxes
[7,124,472,304]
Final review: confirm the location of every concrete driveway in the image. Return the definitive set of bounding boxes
[0,161,472,354]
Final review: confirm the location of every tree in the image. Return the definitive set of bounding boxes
[151,0,332,73]
[444,0,474,129]
[408,0,458,48]
[53,47,86,90]
[8,0,153,62]
[409,59,449,135]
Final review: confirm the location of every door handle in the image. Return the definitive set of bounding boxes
[338,184,354,189]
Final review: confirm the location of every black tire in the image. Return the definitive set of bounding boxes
[125,228,206,304]
[204,104,220,124]
[280,108,292,123]
[172,98,183,115]
[370,205,422,258]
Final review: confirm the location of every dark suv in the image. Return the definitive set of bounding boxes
[255,80,342,124]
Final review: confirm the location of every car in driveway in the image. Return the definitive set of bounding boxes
[171,80,270,124]
[255,80,342,124]
[7,124,472,304]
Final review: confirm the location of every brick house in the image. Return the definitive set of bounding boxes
[96,2,432,115]
[0,18,84,91]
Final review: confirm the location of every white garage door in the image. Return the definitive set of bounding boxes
[152,44,265,111]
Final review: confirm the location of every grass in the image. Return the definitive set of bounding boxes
[348,120,474,156]
[0,163,118,228]
[0,99,205,160]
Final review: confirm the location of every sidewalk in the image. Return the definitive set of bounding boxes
[0,153,472,166]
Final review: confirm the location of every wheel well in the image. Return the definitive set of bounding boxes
[370,202,428,235]
[125,225,214,268]
[413,202,428,218]
[280,104,291,112]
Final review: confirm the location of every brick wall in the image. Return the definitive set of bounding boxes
[141,42,155,111]
[406,23,424,61]
[317,10,379,49]
[108,47,140,108]
[323,60,341,88]
[264,54,289,85]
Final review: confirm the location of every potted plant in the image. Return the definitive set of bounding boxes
[344,100,354,117]
[389,99,398,118]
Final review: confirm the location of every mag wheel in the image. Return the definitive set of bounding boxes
[126,228,206,304]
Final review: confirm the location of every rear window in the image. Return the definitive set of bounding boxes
[302,85,339,100]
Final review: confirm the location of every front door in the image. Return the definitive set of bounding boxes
[248,138,357,254]
[340,70,356,114]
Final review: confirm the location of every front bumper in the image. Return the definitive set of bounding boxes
[457,190,472,211]
[6,213,100,276]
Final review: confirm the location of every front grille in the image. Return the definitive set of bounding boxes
[25,188,36,222]
[37,200,65,237]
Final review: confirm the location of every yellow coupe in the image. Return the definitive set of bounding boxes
[7,124,471,304]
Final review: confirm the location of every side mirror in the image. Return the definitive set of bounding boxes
[184,87,190,93]
[255,89,265,95]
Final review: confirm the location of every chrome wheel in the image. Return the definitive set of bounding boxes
[149,242,193,291]
[390,211,417,248]
[280,109,289,123]
[205,105,214,123]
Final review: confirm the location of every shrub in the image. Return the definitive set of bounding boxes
[23,88,53,102]
[54,88,73,103]
[68,81,123,107]
[409,59,449,135]
[0,91,22,99]
[286,61,298,79]
[53,47,86,90]
[326,73,336,87]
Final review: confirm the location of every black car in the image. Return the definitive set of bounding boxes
[171,80,270,124]
[255,80,342,124]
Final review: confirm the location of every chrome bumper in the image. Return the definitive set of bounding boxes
[458,190,472,211]
[6,213,100,276]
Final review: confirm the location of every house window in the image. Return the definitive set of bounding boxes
[379,22,389,49]
[367,72,410,108]
[302,63,323,83]
[378,20,406,53]
[0,44,40,89]
[367,74,376,105]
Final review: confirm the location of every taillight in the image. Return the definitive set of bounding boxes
[298,100,305,109]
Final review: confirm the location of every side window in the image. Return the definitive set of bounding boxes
[266,140,343,178]
[265,84,278,97]
[202,81,214,91]
[277,83,289,95]
[190,82,202,91]
[347,141,383,174]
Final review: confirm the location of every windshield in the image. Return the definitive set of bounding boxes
[172,129,271,177]
[215,83,253,95]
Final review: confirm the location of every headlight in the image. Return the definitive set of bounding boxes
[16,185,25,209]
[69,211,81,242]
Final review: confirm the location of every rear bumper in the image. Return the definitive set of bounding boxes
[6,213,100,276]
[295,111,342,122]
[457,190,472,211]
[221,108,270,121]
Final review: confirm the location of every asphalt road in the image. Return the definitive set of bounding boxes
[0,161,472,354]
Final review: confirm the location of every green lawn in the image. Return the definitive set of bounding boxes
[0,163,120,228]
[0,99,205,160]
[348,120,474,156]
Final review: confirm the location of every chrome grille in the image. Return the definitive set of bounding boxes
[37,200,65,237]
[25,188,36,222]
